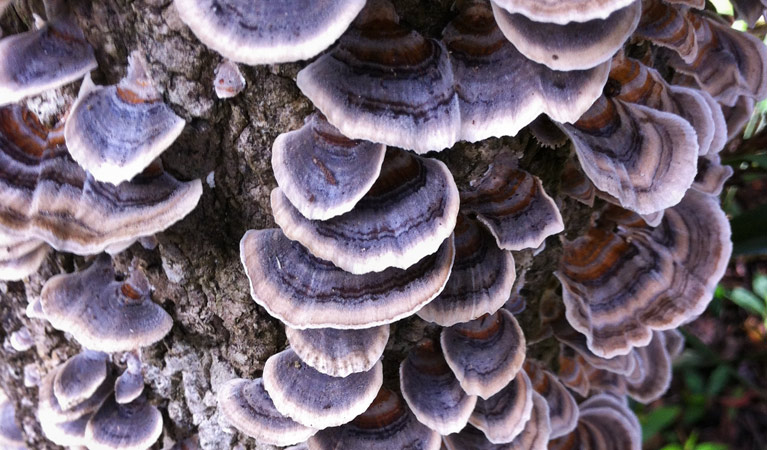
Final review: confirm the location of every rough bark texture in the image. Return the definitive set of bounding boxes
[0,1,596,448]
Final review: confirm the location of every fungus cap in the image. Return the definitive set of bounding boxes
[174,0,367,65]
[524,361,579,439]
[285,325,389,377]
[271,113,386,221]
[0,231,50,281]
[54,350,109,411]
[399,339,477,435]
[549,394,641,450]
[491,0,637,24]
[417,214,515,327]
[213,59,245,99]
[469,369,534,444]
[460,153,564,251]
[114,352,144,405]
[217,378,317,446]
[84,395,163,450]
[0,392,23,449]
[307,388,441,450]
[263,348,383,429]
[41,255,173,352]
[65,52,186,185]
[441,309,526,399]
[296,0,460,153]
[38,364,113,423]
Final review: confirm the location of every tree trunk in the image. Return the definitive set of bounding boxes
[0,1,594,448]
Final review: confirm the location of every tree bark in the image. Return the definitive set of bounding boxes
[0,1,595,448]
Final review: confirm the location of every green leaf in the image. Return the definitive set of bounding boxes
[727,287,767,317]
[661,445,684,450]
[695,443,729,450]
[684,370,705,394]
[753,274,767,300]
[706,365,731,397]
[641,406,681,442]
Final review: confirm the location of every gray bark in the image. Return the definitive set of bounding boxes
[0,1,594,448]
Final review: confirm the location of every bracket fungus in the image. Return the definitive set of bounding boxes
[296,0,460,153]
[114,352,144,405]
[400,339,477,435]
[174,0,366,65]
[240,228,454,329]
[213,59,245,99]
[308,388,441,450]
[0,230,50,281]
[41,255,173,352]
[53,350,109,411]
[285,325,389,378]
[524,360,579,439]
[635,0,699,64]
[491,0,636,24]
[217,378,317,447]
[441,309,526,399]
[732,0,767,27]
[271,113,386,221]
[84,395,163,450]
[443,0,610,142]
[557,190,732,358]
[272,148,459,274]
[0,391,24,450]
[490,0,641,71]
[549,394,641,450]
[0,105,202,255]
[0,11,96,106]
[469,369,534,444]
[262,348,382,430]
[417,214,516,327]
[65,52,186,185]
[460,153,564,251]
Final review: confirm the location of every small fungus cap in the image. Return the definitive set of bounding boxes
[491,0,637,24]
[399,339,477,435]
[0,16,97,106]
[307,388,441,450]
[285,325,389,377]
[417,214,516,327]
[54,350,109,411]
[263,348,383,430]
[41,255,173,352]
[84,395,163,450]
[240,228,454,329]
[271,113,386,221]
[549,394,641,450]
[272,148,459,274]
[213,59,245,99]
[114,352,144,405]
[296,0,461,153]
[217,378,317,447]
[440,309,526,399]
[0,230,50,281]
[0,391,23,449]
[524,360,579,439]
[173,0,367,65]
[469,369,534,444]
[65,52,186,185]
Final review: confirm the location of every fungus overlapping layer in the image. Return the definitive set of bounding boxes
[469,369,534,444]
[114,352,144,405]
[524,360,579,439]
[65,52,186,185]
[272,148,460,274]
[491,0,637,23]
[0,15,96,105]
[557,190,732,358]
[731,0,767,27]
[272,113,386,221]
[549,394,642,450]
[0,391,24,450]
[285,325,389,377]
[0,105,202,255]
[0,229,50,280]
[417,214,515,327]
[41,255,173,352]
[173,0,367,65]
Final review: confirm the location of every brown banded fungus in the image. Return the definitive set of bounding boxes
[400,339,477,435]
[38,362,114,430]
[271,113,386,221]
[0,105,203,255]
[0,230,50,281]
[732,0,767,27]
[524,360,578,439]
[417,214,516,327]
[308,388,441,450]
[443,1,610,142]
[217,378,317,447]
[444,392,551,450]
[557,190,732,358]
[549,394,641,450]
[114,352,144,405]
[557,347,592,397]
[469,369,534,444]
[490,0,641,71]
[441,309,526,399]
[460,153,564,251]
[296,0,460,153]
[0,12,96,105]
[262,348,382,429]
[272,148,459,274]
[285,325,389,377]
[174,0,366,65]
[491,0,636,23]
[635,0,699,64]
[560,95,699,215]
[65,52,186,185]
[40,255,173,352]
[84,395,163,450]
[213,59,245,99]
[240,228,454,329]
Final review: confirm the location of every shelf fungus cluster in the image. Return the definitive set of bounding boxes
[37,350,163,449]
[1,0,758,447]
